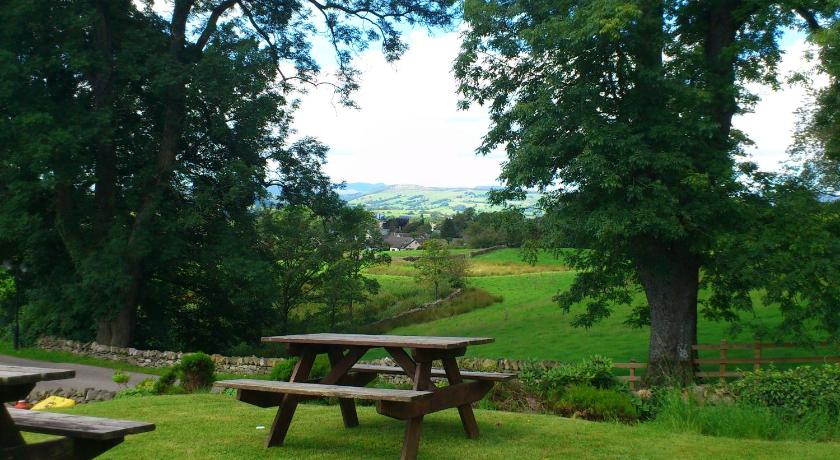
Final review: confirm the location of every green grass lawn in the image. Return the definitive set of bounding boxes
[31,393,840,459]
[377,271,830,367]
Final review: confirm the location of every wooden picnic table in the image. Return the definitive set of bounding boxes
[218,333,514,460]
[0,364,75,449]
[0,363,154,459]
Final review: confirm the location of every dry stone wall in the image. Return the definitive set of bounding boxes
[37,337,546,376]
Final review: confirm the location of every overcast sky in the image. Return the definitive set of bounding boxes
[293,29,824,187]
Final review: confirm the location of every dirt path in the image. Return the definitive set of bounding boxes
[0,354,157,392]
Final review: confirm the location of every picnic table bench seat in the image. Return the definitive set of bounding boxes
[215,379,433,402]
[350,364,516,382]
[8,408,155,460]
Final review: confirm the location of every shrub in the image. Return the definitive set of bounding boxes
[179,352,216,392]
[112,370,130,386]
[270,355,330,381]
[153,368,178,394]
[729,364,840,418]
[553,384,638,422]
[521,355,617,399]
[650,388,840,441]
[115,378,156,399]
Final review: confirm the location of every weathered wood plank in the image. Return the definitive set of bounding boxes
[262,333,494,350]
[351,364,516,382]
[215,380,433,402]
[0,365,75,386]
[8,409,155,441]
[377,381,494,420]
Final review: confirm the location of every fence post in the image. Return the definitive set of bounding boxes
[719,339,728,383]
[753,342,761,372]
[629,359,636,390]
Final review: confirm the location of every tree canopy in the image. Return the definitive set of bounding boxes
[0,0,456,348]
[456,0,840,382]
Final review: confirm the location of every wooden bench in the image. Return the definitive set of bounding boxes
[216,379,433,402]
[8,408,155,460]
[350,364,516,382]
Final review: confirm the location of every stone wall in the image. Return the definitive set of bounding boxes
[37,337,549,376]
[37,337,286,375]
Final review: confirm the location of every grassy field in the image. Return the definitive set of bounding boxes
[347,185,540,217]
[29,393,840,459]
[367,248,570,277]
[364,249,836,367]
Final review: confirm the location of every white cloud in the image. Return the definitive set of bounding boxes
[294,30,827,186]
[734,39,827,171]
[292,31,504,187]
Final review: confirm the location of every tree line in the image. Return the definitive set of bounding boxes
[458,0,840,383]
[0,0,456,351]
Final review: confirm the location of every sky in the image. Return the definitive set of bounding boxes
[293,29,826,188]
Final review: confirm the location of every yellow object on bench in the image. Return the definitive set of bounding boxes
[31,395,76,411]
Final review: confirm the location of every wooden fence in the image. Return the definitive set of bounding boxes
[615,340,840,388]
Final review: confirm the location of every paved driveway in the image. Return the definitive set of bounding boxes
[0,354,157,392]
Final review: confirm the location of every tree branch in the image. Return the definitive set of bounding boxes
[195,0,238,50]
[794,6,822,31]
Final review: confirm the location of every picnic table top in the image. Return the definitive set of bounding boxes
[0,364,75,388]
[262,333,494,349]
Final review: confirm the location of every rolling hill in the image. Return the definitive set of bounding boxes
[341,183,541,217]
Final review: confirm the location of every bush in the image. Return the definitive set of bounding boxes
[521,355,617,399]
[153,368,178,394]
[650,388,840,441]
[112,370,130,386]
[553,384,638,422]
[729,364,840,418]
[270,355,330,381]
[115,378,156,399]
[179,352,216,392]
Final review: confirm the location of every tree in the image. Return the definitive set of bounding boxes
[0,0,458,347]
[414,239,468,299]
[258,206,332,335]
[320,206,390,329]
[456,0,840,383]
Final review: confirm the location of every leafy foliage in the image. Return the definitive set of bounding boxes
[554,384,639,422]
[0,0,457,349]
[179,352,216,392]
[455,0,840,380]
[269,355,330,381]
[729,364,840,418]
[413,239,469,299]
[520,356,617,399]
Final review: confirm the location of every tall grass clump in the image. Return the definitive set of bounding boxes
[649,365,840,442]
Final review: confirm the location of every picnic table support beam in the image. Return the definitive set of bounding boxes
[442,357,480,439]
[326,347,369,428]
[0,382,35,448]
[265,350,315,447]
[401,360,432,460]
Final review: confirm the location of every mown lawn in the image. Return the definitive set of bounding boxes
[30,394,840,459]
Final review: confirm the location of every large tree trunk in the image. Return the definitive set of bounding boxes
[96,265,141,347]
[637,247,700,385]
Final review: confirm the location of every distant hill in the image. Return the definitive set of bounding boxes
[343,183,540,217]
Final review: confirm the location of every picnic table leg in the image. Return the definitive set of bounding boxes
[265,350,316,447]
[442,357,480,439]
[1,382,35,447]
[401,360,432,460]
[327,348,360,428]
[0,405,25,447]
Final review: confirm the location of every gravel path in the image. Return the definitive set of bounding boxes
[0,354,157,392]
